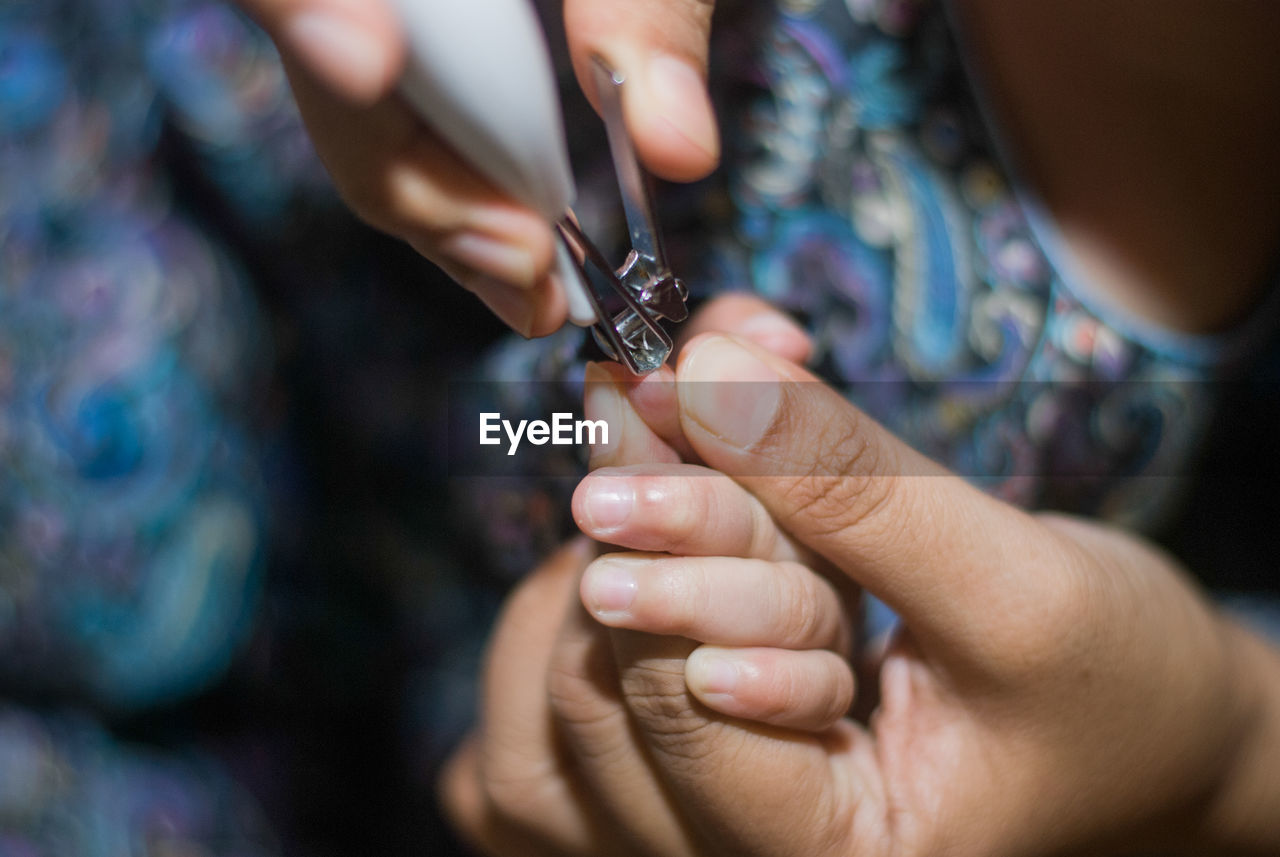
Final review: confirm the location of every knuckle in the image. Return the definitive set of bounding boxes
[743,491,782,559]
[477,769,567,840]
[441,796,483,845]
[772,396,899,539]
[619,661,720,761]
[545,659,593,723]
[756,663,802,722]
[657,478,705,551]
[472,740,561,830]
[638,714,722,767]
[334,173,398,234]
[478,771,532,824]
[776,564,828,647]
[1043,556,1097,631]
[545,652,613,732]
[341,158,467,242]
[817,663,854,722]
[818,411,879,477]
[546,660,637,770]
[781,470,895,543]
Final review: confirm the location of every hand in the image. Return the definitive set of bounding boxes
[583,292,813,465]
[591,333,1280,855]
[444,330,1280,856]
[440,478,861,856]
[576,295,857,731]
[443,301,866,855]
[235,0,720,336]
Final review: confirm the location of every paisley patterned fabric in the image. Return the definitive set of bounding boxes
[706,0,1278,527]
[1,0,1278,853]
[2,1,303,851]
[0,705,276,856]
[1,5,259,707]
[456,0,1280,575]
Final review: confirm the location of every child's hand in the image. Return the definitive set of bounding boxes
[574,463,858,731]
[577,295,851,731]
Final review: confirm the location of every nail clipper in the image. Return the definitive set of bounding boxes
[392,0,689,374]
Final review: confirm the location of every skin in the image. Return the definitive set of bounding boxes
[957,1,1280,332]
[237,0,1279,337]
[234,0,718,336]
[233,1,1280,850]
[442,307,1280,856]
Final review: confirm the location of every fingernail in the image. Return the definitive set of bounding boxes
[679,336,780,450]
[686,649,738,695]
[467,276,534,337]
[582,477,634,532]
[286,12,388,100]
[646,55,719,160]
[583,362,623,461]
[443,233,536,290]
[583,559,638,615]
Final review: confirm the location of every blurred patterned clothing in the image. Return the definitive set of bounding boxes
[463,0,1280,565]
[4,0,339,852]
[706,0,1279,525]
[1,0,1278,855]
[0,706,276,857]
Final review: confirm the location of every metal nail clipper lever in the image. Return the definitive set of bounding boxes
[391,0,689,375]
[557,59,689,374]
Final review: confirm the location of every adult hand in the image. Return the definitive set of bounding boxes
[235,0,719,336]
[583,333,1280,856]
[445,331,1280,856]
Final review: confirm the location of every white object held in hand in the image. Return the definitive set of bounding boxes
[391,0,689,374]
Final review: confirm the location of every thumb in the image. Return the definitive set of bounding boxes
[238,0,404,103]
[564,0,720,181]
[674,334,1063,657]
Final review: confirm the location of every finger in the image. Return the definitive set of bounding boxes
[613,300,815,461]
[468,538,607,854]
[440,737,610,857]
[633,299,814,456]
[547,569,701,857]
[439,736,565,857]
[437,735,483,840]
[617,366,697,460]
[574,464,805,561]
[284,58,557,293]
[686,646,855,732]
[608,630,871,857]
[583,303,812,466]
[580,553,850,653]
[584,362,684,469]
[675,334,1055,654]
[564,0,719,181]
[240,0,404,104]
[432,272,567,339]
[677,294,813,365]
